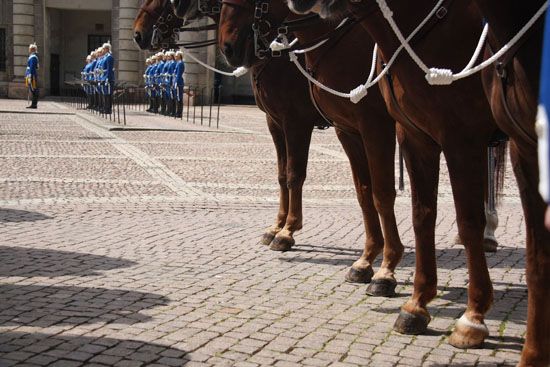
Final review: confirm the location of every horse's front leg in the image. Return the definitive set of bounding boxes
[335,129,384,284]
[261,116,290,246]
[393,132,441,335]
[508,141,550,367]
[444,142,494,349]
[270,121,313,251]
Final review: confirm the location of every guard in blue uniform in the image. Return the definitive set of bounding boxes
[155,52,166,114]
[538,9,550,229]
[144,58,153,112]
[165,50,177,117]
[82,55,92,109]
[88,50,99,110]
[174,50,185,118]
[101,42,115,114]
[25,43,40,109]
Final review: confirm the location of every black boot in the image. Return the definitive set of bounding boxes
[176,100,183,118]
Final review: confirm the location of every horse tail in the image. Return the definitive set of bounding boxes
[489,140,508,209]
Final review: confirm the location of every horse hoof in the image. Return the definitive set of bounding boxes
[366,278,397,297]
[448,316,488,349]
[483,238,498,253]
[393,310,430,335]
[259,232,276,246]
[345,267,373,284]
[270,236,295,252]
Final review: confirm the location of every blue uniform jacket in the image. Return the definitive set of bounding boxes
[102,52,115,83]
[25,53,39,78]
[88,60,97,81]
[174,60,185,87]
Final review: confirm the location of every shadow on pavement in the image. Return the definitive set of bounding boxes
[280,245,525,270]
[0,283,170,327]
[0,208,53,223]
[0,331,188,366]
[370,285,526,324]
[0,246,137,277]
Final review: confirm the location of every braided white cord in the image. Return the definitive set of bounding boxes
[452,1,548,80]
[286,0,442,103]
[181,46,248,77]
[377,0,549,85]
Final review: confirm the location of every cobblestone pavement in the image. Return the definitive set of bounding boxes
[0,100,526,366]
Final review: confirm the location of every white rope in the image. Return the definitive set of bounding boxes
[284,0,445,104]
[181,46,248,77]
[376,0,549,85]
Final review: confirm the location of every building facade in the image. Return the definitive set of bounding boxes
[0,0,253,102]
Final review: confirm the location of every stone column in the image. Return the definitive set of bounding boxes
[9,0,34,98]
[115,0,140,85]
[178,18,215,94]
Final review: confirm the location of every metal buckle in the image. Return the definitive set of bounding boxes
[271,50,281,57]
[435,6,447,19]
[254,6,262,18]
[277,26,288,35]
[261,2,269,13]
[496,62,507,79]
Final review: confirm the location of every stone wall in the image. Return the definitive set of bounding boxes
[8,0,33,98]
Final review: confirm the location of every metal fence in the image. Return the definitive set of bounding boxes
[59,81,223,128]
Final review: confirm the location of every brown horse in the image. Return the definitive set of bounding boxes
[472,2,549,365]
[218,0,406,295]
[287,0,508,352]
[134,0,183,49]
[136,0,400,289]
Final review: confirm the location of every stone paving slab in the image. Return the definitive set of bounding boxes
[0,100,527,366]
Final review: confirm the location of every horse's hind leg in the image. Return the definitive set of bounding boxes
[443,144,493,349]
[393,132,440,335]
[336,129,384,284]
[270,119,313,251]
[261,116,289,246]
[508,142,550,367]
[362,122,403,297]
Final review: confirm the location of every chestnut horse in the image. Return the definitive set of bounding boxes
[135,0,401,289]
[473,2,549,365]
[218,0,405,295]
[287,0,509,353]
[134,0,183,50]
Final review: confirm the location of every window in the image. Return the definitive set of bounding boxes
[0,28,6,72]
[88,35,111,54]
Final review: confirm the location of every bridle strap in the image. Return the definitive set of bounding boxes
[221,0,254,9]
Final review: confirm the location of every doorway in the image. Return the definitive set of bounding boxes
[50,54,60,96]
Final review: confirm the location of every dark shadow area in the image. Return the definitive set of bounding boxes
[0,284,170,327]
[280,245,525,270]
[0,331,188,365]
[0,208,52,223]
[0,246,137,277]
[370,285,527,324]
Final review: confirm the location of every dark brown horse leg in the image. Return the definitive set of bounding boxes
[261,116,289,246]
[362,124,404,296]
[394,131,440,335]
[508,142,550,367]
[443,146,493,349]
[336,129,384,284]
[270,122,313,251]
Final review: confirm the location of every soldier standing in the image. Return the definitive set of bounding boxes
[101,42,115,114]
[174,50,185,118]
[166,50,177,117]
[25,43,40,109]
